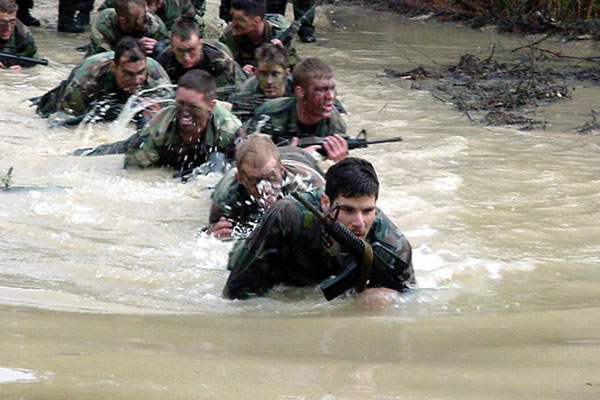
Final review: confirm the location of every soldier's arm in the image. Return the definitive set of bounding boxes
[21,32,38,58]
[89,14,115,55]
[124,128,162,168]
[59,82,92,116]
[224,199,298,299]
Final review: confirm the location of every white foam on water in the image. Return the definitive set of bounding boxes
[0,367,40,384]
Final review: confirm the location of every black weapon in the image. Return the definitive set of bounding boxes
[173,152,229,181]
[0,51,48,68]
[291,191,410,301]
[276,0,323,46]
[296,130,403,156]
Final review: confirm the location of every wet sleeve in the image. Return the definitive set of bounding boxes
[124,129,161,168]
[223,199,298,299]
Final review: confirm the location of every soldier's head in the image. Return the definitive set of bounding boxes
[110,38,148,94]
[254,43,289,98]
[0,0,17,41]
[116,0,148,34]
[293,58,337,122]
[230,0,266,36]
[145,0,163,13]
[235,134,284,206]
[175,70,217,143]
[171,17,203,69]
[320,157,379,240]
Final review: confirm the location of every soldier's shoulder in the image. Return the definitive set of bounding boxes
[211,168,239,202]
[147,11,166,29]
[73,51,113,76]
[95,8,117,24]
[238,76,260,95]
[203,39,234,58]
[264,13,289,30]
[255,97,294,115]
[212,104,242,131]
[14,20,33,39]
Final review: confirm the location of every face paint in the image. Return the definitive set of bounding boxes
[256,62,287,98]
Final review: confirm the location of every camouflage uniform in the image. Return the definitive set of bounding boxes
[98,0,204,31]
[156,39,244,87]
[219,13,298,70]
[0,19,37,58]
[35,51,173,118]
[124,104,241,170]
[245,97,346,144]
[208,146,325,236]
[224,188,414,299]
[87,8,169,56]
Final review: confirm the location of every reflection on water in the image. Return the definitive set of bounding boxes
[1,3,600,320]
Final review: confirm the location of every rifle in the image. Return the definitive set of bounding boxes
[276,0,323,46]
[291,191,410,300]
[0,51,48,68]
[296,130,403,156]
[173,152,229,181]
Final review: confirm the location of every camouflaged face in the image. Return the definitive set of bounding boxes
[245,97,347,144]
[209,146,325,236]
[219,13,298,70]
[124,103,241,169]
[156,39,242,87]
[0,19,36,57]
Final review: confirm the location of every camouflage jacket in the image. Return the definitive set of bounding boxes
[98,0,203,30]
[208,146,325,236]
[124,104,241,170]
[224,188,415,299]
[156,39,243,87]
[0,19,37,58]
[245,97,347,144]
[36,51,173,117]
[219,14,298,70]
[87,8,169,56]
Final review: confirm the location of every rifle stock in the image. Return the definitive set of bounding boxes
[0,51,48,68]
[290,191,373,300]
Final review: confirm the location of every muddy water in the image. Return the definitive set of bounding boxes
[1,2,600,399]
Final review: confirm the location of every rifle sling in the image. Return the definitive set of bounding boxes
[355,241,373,292]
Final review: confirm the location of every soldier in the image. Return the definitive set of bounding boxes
[35,37,173,122]
[219,0,297,75]
[124,69,242,171]
[155,17,243,87]
[224,157,415,305]
[237,42,290,98]
[98,0,201,31]
[244,57,348,162]
[15,0,37,26]
[220,0,317,43]
[87,0,169,56]
[0,0,37,70]
[207,133,325,240]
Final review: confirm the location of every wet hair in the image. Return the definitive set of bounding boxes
[231,0,266,19]
[171,16,201,41]
[255,43,289,69]
[178,70,217,101]
[0,0,17,14]
[113,37,146,65]
[325,157,379,201]
[235,133,280,169]
[115,0,145,17]
[292,58,333,91]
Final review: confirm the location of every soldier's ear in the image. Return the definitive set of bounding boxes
[294,85,305,99]
[320,192,330,212]
[109,60,117,73]
[208,99,217,111]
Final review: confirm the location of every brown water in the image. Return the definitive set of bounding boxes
[1,1,600,399]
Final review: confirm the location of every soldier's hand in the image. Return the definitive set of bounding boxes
[208,217,234,240]
[140,37,158,54]
[289,137,299,147]
[242,64,255,74]
[322,134,349,162]
[270,39,284,49]
[0,61,6,69]
[8,65,22,71]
